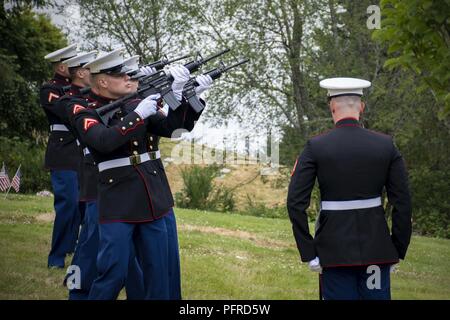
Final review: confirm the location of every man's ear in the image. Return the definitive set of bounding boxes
[76,68,84,79]
[57,63,67,74]
[330,98,336,114]
[98,76,108,89]
[360,101,365,113]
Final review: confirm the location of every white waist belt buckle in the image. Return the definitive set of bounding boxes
[98,151,160,172]
[321,196,382,210]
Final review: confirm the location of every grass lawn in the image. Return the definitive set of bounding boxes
[0,194,449,300]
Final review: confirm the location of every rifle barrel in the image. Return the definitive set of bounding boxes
[222,58,249,73]
[166,54,191,65]
[201,48,230,65]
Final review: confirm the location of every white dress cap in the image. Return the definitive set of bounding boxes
[124,55,145,79]
[319,77,371,98]
[123,55,140,71]
[64,50,98,68]
[83,48,129,74]
[44,43,78,62]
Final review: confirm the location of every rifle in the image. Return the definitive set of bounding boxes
[96,49,231,124]
[182,58,249,112]
[62,85,91,95]
[80,87,91,95]
[141,54,191,71]
[137,48,231,92]
[93,54,188,124]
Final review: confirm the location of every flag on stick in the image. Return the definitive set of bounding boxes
[0,162,10,192]
[11,165,21,193]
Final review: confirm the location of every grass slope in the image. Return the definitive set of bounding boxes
[0,194,449,300]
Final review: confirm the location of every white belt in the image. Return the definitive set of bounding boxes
[83,147,90,156]
[321,196,382,211]
[50,124,69,132]
[98,151,161,172]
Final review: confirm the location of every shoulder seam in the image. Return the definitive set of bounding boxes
[310,128,334,140]
[366,128,392,139]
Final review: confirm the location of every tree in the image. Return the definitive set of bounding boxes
[0,2,68,140]
[60,0,197,63]
[373,0,450,118]
[177,0,321,133]
[175,0,422,163]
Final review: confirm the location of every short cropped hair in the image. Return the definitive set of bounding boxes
[330,95,362,109]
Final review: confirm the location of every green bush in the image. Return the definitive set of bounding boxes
[413,209,450,239]
[241,194,288,219]
[409,167,450,238]
[175,165,236,212]
[0,136,50,193]
[209,186,236,212]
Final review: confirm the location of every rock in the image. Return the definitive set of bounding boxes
[220,168,231,174]
[36,190,53,197]
[260,167,279,176]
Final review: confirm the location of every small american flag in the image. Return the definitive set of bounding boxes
[0,162,10,192]
[11,165,21,193]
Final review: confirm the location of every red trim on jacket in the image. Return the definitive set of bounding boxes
[336,117,359,122]
[115,119,144,135]
[334,117,361,128]
[291,158,299,176]
[335,123,360,128]
[323,259,399,268]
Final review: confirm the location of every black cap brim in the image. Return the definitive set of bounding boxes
[99,64,131,75]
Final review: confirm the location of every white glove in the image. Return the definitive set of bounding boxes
[390,263,398,274]
[168,64,190,101]
[134,94,160,119]
[195,74,213,97]
[308,257,322,273]
[140,66,157,76]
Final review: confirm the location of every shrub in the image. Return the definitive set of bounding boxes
[409,167,450,238]
[209,186,236,212]
[241,194,288,219]
[412,209,450,239]
[175,165,236,212]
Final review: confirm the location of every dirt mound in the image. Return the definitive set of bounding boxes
[178,224,291,249]
[35,212,55,223]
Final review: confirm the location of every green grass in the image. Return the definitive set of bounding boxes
[0,194,449,299]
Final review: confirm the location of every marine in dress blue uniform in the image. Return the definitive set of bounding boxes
[41,44,83,268]
[55,52,97,279]
[287,78,412,300]
[69,49,204,300]
[123,56,212,300]
[54,51,145,300]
